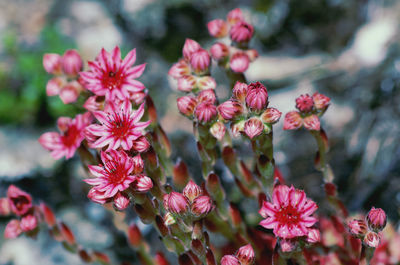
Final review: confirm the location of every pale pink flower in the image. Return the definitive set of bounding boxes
[4,219,22,239]
[191,195,214,217]
[283,111,303,130]
[177,75,196,92]
[132,175,153,192]
[195,102,217,123]
[303,115,320,131]
[244,117,264,139]
[20,215,38,232]
[236,244,255,265]
[227,8,244,25]
[197,89,216,104]
[230,21,254,43]
[168,59,190,79]
[221,255,240,265]
[364,231,380,248]
[366,207,387,232]
[183,180,202,203]
[59,81,81,104]
[312,92,330,110]
[7,185,32,216]
[86,100,150,151]
[230,52,250,73]
[43,53,62,74]
[218,100,243,120]
[164,192,189,214]
[62,49,82,76]
[39,112,92,159]
[261,108,282,124]
[208,19,228,38]
[296,94,314,112]
[245,82,268,110]
[85,150,136,198]
[80,46,146,101]
[210,121,226,141]
[113,192,130,211]
[259,185,318,239]
[190,48,211,73]
[210,42,229,60]
[177,96,198,116]
[46,77,66,96]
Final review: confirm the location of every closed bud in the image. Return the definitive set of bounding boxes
[0,198,11,216]
[364,231,380,248]
[7,185,33,216]
[218,100,243,120]
[132,155,144,174]
[348,219,368,237]
[312,92,330,110]
[178,75,197,92]
[230,52,250,73]
[20,214,38,232]
[43,53,62,74]
[209,121,226,141]
[245,82,268,111]
[59,222,76,245]
[227,8,244,25]
[177,96,198,116]
[164,212,176,226]
[165,192,189,215]
[280,239,297,252]
[306,229,321,243]
[208,19,228,38]
[131,136,150,153]
[83,96,105,112]
[183,39,201,60]
[169,60,191,79]
[173,159,190,189]
[246,49,259,62]
[197,76,217,91]
[62,49,82,76]
[4,219,22,239]
[87,188,107,204]
[197,89,216,104]
[261,107,282,124]
[210,42,229,60]
[366,207,387,232]
[303,115,320,131]
[183,180,202,203]
[133,175,153,192]
[283,111,303,130]
[191,196,214,217]
[59,81,81,104]
[40,203,56,227]
[221,255,240,265]
[46,77,66,96]
[244,117,264,139]
[113,193,130,211]
[296,94,314,112]
[230,120,245,137]
[236,244,255,265]
[230,21,254,43]
[128,223,142,247]
[155,252,170,265]
[195,102,217,124]
[232,82,248,103]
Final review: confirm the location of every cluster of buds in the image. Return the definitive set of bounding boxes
[283,93,330,131]
[218,81,281,139]
[220,244,255,265]
[163,180,214,221]
[208,8,258,73]
[43,50,84,104]
[348,207,387,248]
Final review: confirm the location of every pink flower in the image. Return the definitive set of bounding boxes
[85,150,136,198]
[232,81,248,103]
[244,117,264,139]
[20,215,38,232]
[46,77,66,96]
[190,48,211,73]
[208,19,228,38]
[245,82,268,110]
[283,111,303,130]
[366,207,387,232]
[296,94,314,112]
[4,219,22,239]
[303,115,320,131]
[164,192,189,215]
[80,46,146,101]
[261,108,282,124]
[348,219,368,236]
[43,53,62,74]
[62,49,82,76]
[86,100,150,151]
[197,89,216,104]
[183,180,202,203]
[312,92,330,110]
[231,120,245,138]
[210,42,229,60]
[230,52,250,73]
[236,244,255,265]
[210,121,226,141]
[113,192,130,211]
[195,102,217,123]
[191,195,214,217]
[259,185,318,239]
[230,21,254,43]
[132,175,153,192]
[59,81,82,104]
[182,39,201,60]
[364,231,380,248]
[7,185,33,216]
[39,112,92,159]
[177,75,197,92]
[306,228,321,243]
[227,8,244,25]
[218,100,243,120]
[177,96,198,116]
[168,59,190,79]
[221,255,240,265]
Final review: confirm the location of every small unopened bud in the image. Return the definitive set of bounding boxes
[0,198,11,216]
[128,223,142,247]
[4,219,22,239]
[232,82,248,102]
[155,252,170,265]
[165,192,189,215]
[312,92,330,110]
[245,82,268,111]
[177,96,198,117]
[183,180,202,203]
[221,255,240,265]
[43,53,62,74]
[227,8,244,25]
[113,193,130,211]
[207,19,228,38]
[283,111,303,130]
[306,229,321,243]
[59,81,81,104]
[183,39,201,60]
[59,222,76,245]
[197,76,217,90]
[62,49,82,76]
[296,94,314,112]
[46,77,65,96]
[169,60,191,79]
[210,121,226,141]
[20,214,38,232]
[195,102,217,124]
[280,239,297,252]
[261,108,282,124]
[303,115,320,131]
[132,155,144,174]
[191,196,214,217]
[230,21,254,43]
[230,120,245,137]
[132,136,150,153]
[244,117,264,139]
[133,175,153,192]
[197,89,216,104]
[164,212,176,226]
[230,52,250,73]
[210,42,229,60]
[178,75,197,92]
[348,219,368,237]
[366,207,387,232]
[7,185,33,216]
[236,244,255,265]
[218,100,243,120]
[364,231,380,248]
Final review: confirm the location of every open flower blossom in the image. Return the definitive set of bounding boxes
[85,100,150,151]
[7,185,33,216]
[80,46,146,101]
[259,185,318,239]
[39,112,92,159]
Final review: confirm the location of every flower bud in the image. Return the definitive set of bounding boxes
[244,117,264,139]
[165,192,189,215]
[207,19,228,38]
[20,214,38,232]
[210,121,226,141]
[40,203,57,227]
[59,81,81,104]
[232,81,248,103]
[164,212,176,226]
[303,115,320,131]
[210,42,229,60]
[227,8,244,25]
[177,96,197,117]
[366,207,387,232]
[261,108,282,124]
[183,180,202,203]
[195,102,217,123]
[231,120,245,137]
[7,185,33,216]
[87,188,107,204]
[236,244,255,265]
[133,175,153,192]
[218,100,243,120]
[178,75,197,92]
[306,229,321,243]
[280,239,297,252]
[183,39,201,60]
[43,53,62,74]
[190,48,211,73]
[59,222,76,245]
[283,111,303,130]
[132,155,144,174]
[230,52,250,73]
[348,219,368,237]
[245,82,268,111]
[230,21,254,43]
[130,91,147,105]
[83,96,105,112]
[131,136,150,153]
[221,255,240,265]
[46,77,65,96]
[113,192,130,211]
[246,49,259,62]
[169,60,190,79]
[197,89,216,104]
[62,49,82,76]
[0,198,11,216]
[197,76,217,90]
[364,231,380,248]
[296,94,314,112]
[128,223,142,247]
[4,219,22,239]
[191,196,214,217]
[312,92,330,110]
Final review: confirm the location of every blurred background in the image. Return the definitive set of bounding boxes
[0,0,399,264]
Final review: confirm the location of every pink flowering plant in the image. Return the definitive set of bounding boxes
[2,7,399,265]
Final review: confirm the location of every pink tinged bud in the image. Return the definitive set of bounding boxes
[4,219,22,239]
[197,76,217,90]
[83,96,105,112]
[57,117,72,133]
[164,212,176,226]
[306,229,321,243]
[165,192,189,215]
[169,60,191,79]
[46,77,65,96]
[113,192,130,211]
[230,52,250,73]
[348,219,368,236]
[40,203,57,227]
[177,96,197,116]
[191,195,214,217]
[177,75,197,92]
[20,215,38,232]
[283,111,303,130]
[190,48,211,73]
[233,81,248,103]
[280,239,297,252]
[0,198,11,216]
[210,42,229,60]
[87,188,108,204]
[128,223,142,247]
[62,49,82,76]
[227,8,244,25]
[183,39,201,60]
[197,89,216,104]
[133,175,153,192]
[244,118,264,139]
[130,91,147,105]
[7,185,33,216]
[183,180,202,203]
[312,92,330,110]
[303,115,320,131]
[131,136,151,153]
[296,94,314,112]
[207,19,228,38]
[231,120,245,137]
[218,100,243,120]
[236,244,255,265]
[364,231,380,248]
[245,81,269,110]
[366,207,387,232]
[221,255,240,265]
[59,81,81,104]
[261,108,282,124]
[132,155,144,174]
[210,121,226,141]
[230,21,254,43]
[43,53,62,74]
[195,102,218,123]
[59,222,76,245]
[246,49,259,62]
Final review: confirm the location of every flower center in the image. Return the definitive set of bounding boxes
[12,196,30,211]
[61,125,81,147]
[102,71,123,90]
[108,111,131,138]
[275,205,301,225]
[104,160,127,184]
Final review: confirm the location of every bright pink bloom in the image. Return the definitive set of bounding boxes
[43,53,62,74]
[7,185,32,216]
[4,219,22,239]
[80,46,146,101]
[132,175,153,192]
[208,19,228,38]
[164,192,189,215]
[244,117,264,139]
[46,77,65,96]
[245,82,268,110]
[190,48,211,73]
[191,196,214,217]
[210,121,226,141]
[177,75,196,92]
[113,192,130,211]
[261,107,282,124]
[85,150,136,198]
[86,100,150,151]
[177,96,198,116]
[197,89,216,104]
[195,102,217,123]
[197,76,217,90]
[306,228,321,243]
[232,81,248,103]
[210,42,229,60]
[131,136,150,153]
[183,180,202,203]
[0,198,11,216]
[366,207,387,232]
[348,219,368,236]
[218,100,243,120]
[62,49,82,76]
[83,96,105,112]
[182,39,201,60]
[20,215,38,232]
[227,8,244,25]
[259,185,318,239]
[312,92,330,110]
[87,188,108,204]
[364,231,380,248]
[303,115,320,131]
[230,52,250,73]
[221,255,240,265]
[39,112,92,159]
[230,21,254,43]
[236,244,255,265]
[168,59,190,79]
[59,81,81,104]
[283,111,303,130]
[296,94,314,112]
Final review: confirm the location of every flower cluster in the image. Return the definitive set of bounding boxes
[220,244,255,265]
